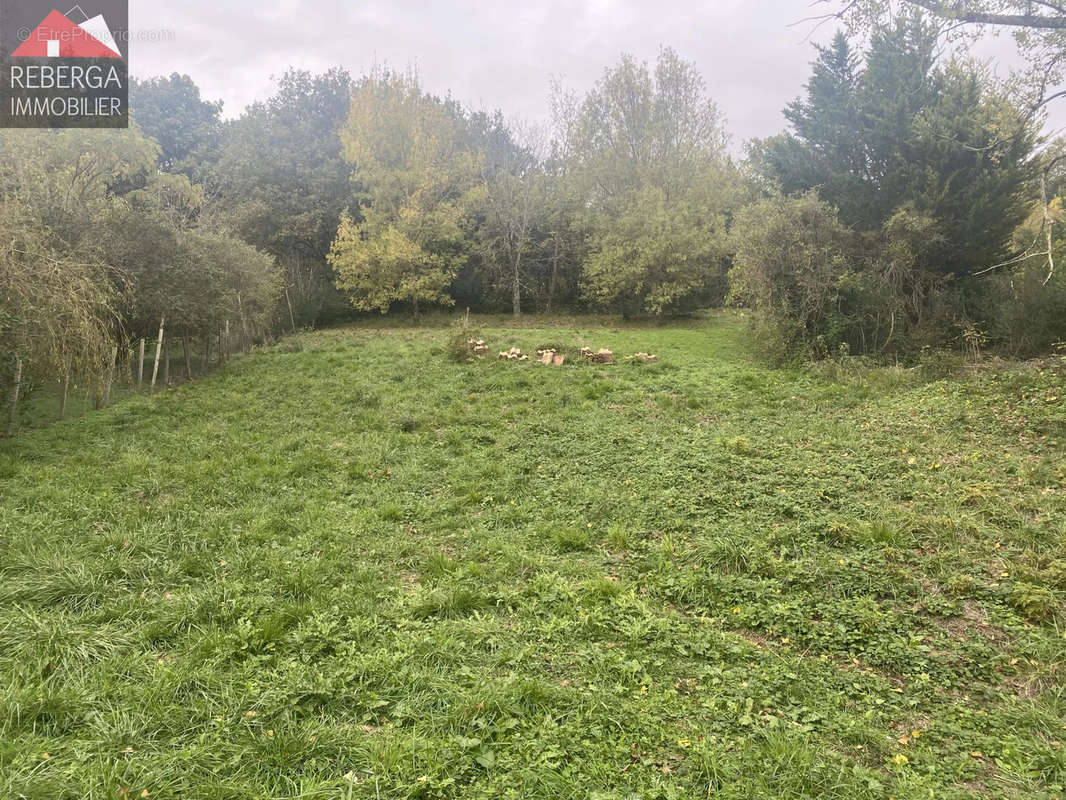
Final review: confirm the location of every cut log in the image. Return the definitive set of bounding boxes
[629,353,659,363]
[585,348,614,364]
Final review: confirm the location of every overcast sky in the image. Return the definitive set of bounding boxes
[127,0,1060,151]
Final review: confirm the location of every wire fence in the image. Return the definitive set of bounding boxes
[5,323,260,435]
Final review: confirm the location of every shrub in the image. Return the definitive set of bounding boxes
[729,193,859,359]
[728,193,1023,361]
[445,314,486,363]
[986,265,1066,357]
[1009,582,1059,622]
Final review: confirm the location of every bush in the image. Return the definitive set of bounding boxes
[728,193,1033,362]
[729,193,859,359]
[1009,582,1060,622]
[986,265,1066,357]
[445,314,486,363]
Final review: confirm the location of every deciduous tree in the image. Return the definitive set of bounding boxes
[329,70,483,317]
[563,48,738,316]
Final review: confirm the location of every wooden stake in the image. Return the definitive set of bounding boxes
[137,338,146,389]
[6,356,22,437]
[103,345,118,408]
[150,316,165,392]
[285,286,297,333]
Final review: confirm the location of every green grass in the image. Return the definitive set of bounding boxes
[14,339,224,432]
[1,313,1064,799]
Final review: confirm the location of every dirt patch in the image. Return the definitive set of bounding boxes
[940,600,1010,646]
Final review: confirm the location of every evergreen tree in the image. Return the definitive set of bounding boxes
[778,32,869,222]
[758,14,1034,276]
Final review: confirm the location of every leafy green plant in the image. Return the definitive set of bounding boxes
[1009,582,1060,621]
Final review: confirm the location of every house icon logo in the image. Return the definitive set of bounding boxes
[2,0,128,128]
[12,5,121,58]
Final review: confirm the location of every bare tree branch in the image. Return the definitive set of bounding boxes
[903,0,1066,29]
[811,0,1066,30]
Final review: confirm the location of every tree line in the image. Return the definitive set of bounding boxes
[0,123,278,434]
[321,24,1060,357]
[4,7,1065,431]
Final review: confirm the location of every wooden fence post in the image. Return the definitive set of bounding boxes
[103,345,118,408]
[285,286,297,333]
[150,316,165,393]
[137,338,146,390]
[6,356,22,437]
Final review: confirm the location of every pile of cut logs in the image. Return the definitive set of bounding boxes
[498,347,529,361]
[581,347,614,364]
[477,344,653,367]
[536,349,567,366]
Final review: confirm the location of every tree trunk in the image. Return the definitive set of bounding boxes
[203,334,212,373]
[163,334,170,387]
[6,356,22,437]
[547,237,561,314]
[285,286,298,333]
[183,335,192,381]
[1041,167,1057,286]
[150,316,165,393]
[512,250,523,318]
[238,292,250,353]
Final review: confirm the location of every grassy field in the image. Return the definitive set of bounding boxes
[1,313,1064,800]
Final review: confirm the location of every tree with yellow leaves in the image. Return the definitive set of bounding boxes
[328,70,484,317]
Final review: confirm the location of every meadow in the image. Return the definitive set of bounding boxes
[0,313,1064,800]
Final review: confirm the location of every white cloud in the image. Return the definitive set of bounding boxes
[127,0,1065,150]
